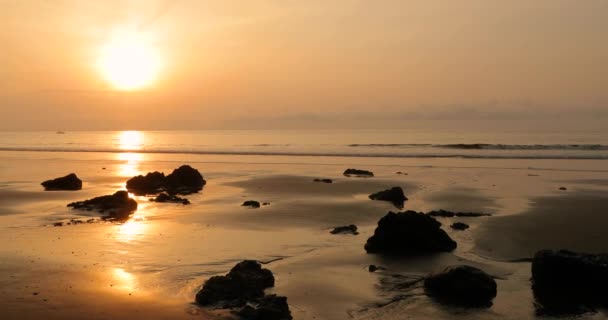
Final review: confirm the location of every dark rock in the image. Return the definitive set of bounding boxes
[369,187,408,209]
[126,165,206,196]
[365,211,456,254]
[67,190,137,221]
[343,168,374,177]
[532,250,608,314]
[450,222,470,230]
[427,209,491,218]
[368,265,386,272]
[242,200,261,208]
[126,171,166,195]
[165,165,206,195]
[262,202,270,206]
[330,224,359,235]
[150,192,190,205]
[313,178,333,183]
[41,173,82,191]
[559,187,568,191]
[53,222,63,227]
[195,260,275,307]
[236,294,292,320]
[424,265,497,307]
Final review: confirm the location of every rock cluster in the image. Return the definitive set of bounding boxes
[126,165,206,195]
[196,260,292,320]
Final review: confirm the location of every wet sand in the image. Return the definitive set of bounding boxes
[1,151,608,319]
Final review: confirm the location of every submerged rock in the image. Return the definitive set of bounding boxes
[150,192,190,205]
[427,209,491,218]
[532,249,608,314]
[67,190,137,221]
[365,211,456,254]
[236,294,292,320]
[313,178,333,183]
[424,265,497,307]
[41,173,82,191]
[369,187,408,209]
[242,200,261,208]
[343,168,374,177]
[450,222,470,230]
[330,224,359,235]
[126,165,206,195]
[195,260,275,307]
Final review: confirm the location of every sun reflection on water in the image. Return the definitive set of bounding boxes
[118,131,144,151]
[112,268,137,292]
[115,216,147,243]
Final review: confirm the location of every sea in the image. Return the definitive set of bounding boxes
[1,129,608,160]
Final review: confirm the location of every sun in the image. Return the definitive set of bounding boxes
[98,36,161,91]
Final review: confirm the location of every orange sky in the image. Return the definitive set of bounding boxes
[1,0,607,130]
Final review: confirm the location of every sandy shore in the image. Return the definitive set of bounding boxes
[1,151,608,319]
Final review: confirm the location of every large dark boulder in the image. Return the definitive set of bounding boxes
[195,260,275,307]
[365,211,456,254]
[126,171,166,195]
[343,168,374,177]
[369,187,408,209]
[236,294,292,320]
[532,250,608,314]
[41,173,82,191]
[126,165,206,195]
[67,190,137,221]
[165,165,206,195]
[424,265,497,307]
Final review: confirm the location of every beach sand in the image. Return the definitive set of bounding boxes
[1,151,608,319]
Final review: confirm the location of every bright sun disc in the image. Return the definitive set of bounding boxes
[98,38,161,90]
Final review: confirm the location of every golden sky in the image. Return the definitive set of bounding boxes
[1,0,607,130]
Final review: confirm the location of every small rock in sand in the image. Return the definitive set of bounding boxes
[53,222,63,227]
[313,178,333,183]
[365,211,457,254]
[262,202,270,206]
[150,192,190,205]
[242,200,261,208]
[369,187,408,209]
[41,173,82,191]
[558,187,567,191]
[343,168,374,177]
[450,222,469,230]
[330,225,359,235]
[424,265,497,307]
